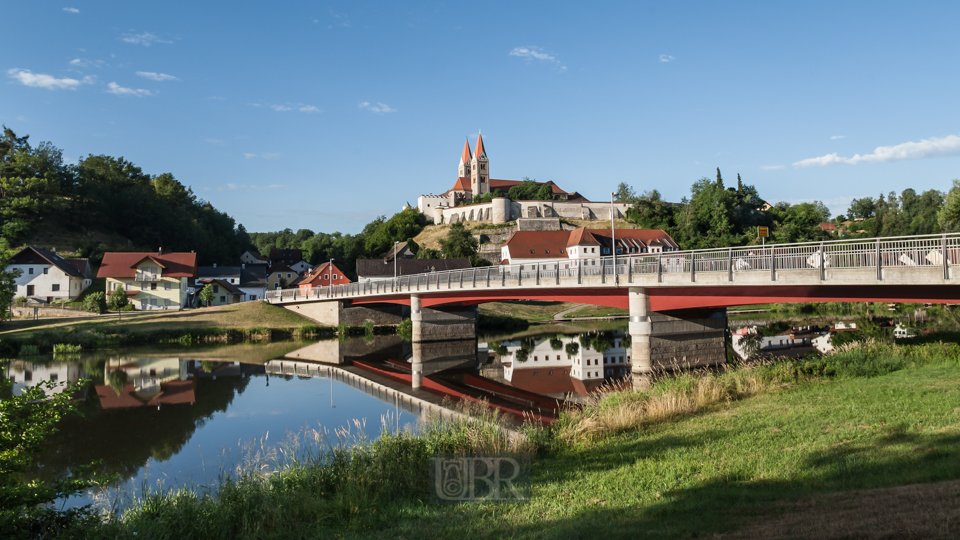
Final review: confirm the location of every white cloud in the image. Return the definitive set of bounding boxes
[242,152,280,159]
[120,32,172,46]
[136,71,180,81]
[509,46,566,71]
[7,68,87,90]
[270,105,292,111]
[830,135,846,140]
[63,7,79,13]
[106,81,153,97]
[299,105,321,113]
[358,101,396,114]
[205,138,225,146]
[759,165,785,171]
[660,54,675,62]
[208,96,225,101]
[794,134,960,168]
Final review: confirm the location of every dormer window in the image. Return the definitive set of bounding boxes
[530,250,535,254]
[560,249,564,254]
[545,250,550,254]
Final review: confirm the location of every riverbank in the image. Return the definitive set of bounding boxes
[0,302,350,355]
[21,335,960,539]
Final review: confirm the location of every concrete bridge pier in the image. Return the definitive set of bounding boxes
[409,294,478,389]
[629,287,654,390]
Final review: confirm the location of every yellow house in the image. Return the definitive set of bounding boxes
[98,251,198,310]
[266,264,298,290]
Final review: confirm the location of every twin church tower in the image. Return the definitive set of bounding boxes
[458,132,490,198]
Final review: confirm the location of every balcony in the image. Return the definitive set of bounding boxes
[136,272,161,282]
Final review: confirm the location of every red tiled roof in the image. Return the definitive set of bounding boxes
[819,222,838,231]
[508,368,576,395]
[587,229,680,251]
[460,138,472,163]
[501,230,573,259]
[566,227,601,248]
[97,252,197,279]
[96,381,196,409]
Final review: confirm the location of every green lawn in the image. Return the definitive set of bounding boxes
[480,300,580,322]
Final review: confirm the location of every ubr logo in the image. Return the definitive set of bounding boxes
[430,454,530,503]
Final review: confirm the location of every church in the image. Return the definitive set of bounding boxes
[417,133,588,215]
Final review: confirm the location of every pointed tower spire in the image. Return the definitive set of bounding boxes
[460,138,472,164]
[474,131,487,159]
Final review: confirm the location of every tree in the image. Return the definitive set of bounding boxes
[626,190,675,230]
[109,286,128,311]
[439,223,478,260]
[0,240,19,321]
[847,197,876,219]
[199,283,215,307]
[614,182,637,203]
[84,292,106,314]
[507,179,541,201]
[535,183,554,201]
[939,180,960,232]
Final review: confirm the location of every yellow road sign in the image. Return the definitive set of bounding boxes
[758,226,769,237]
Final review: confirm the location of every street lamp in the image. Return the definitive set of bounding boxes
[394,241,399,284]
[328,257,335,288]
[611,192,618,284]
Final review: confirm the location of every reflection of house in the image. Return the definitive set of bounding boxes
[500,227,679,266]
[355,258,472,282]
[7,246,93,302]
[3,361,84,396]
[500,333,632,397]
[98,251,197,310]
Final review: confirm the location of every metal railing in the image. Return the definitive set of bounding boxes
[264,233,960,301]
[135,272,161,282]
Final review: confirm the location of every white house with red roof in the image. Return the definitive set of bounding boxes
[499,227,679,268]
[7,246,92,302]
[98,250,198,310]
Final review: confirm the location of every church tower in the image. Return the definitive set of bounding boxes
[470,131,489,197]
[458,138,471,178]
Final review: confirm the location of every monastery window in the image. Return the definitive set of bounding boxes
[556,355,561,360]
[534,356,538,361]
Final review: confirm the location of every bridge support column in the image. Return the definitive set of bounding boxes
[629,287,653,390]
[411,341,424,390]
[410,294,423,343]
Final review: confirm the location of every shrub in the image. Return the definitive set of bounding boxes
[108,286,128,311]
[83,291,106,314]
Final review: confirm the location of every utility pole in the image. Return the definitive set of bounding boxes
[611,192,618,285]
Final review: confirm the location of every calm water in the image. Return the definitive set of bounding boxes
[1,312,928,509]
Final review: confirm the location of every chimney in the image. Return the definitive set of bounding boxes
[51,247,56,253]
[158,247,163,256]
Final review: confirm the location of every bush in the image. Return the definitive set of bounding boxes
[83,291,106,314]
[108,287,128,311]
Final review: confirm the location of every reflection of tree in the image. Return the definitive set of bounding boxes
[565,342,580,356]
[31,366,252,486]
[577,331,616,354]
[549,338,563,351]
[107,370,127,396]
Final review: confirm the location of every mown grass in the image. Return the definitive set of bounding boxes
[22,337,960,539]
[560,304,630,319]
[479,300,579,323]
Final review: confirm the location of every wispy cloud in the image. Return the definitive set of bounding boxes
[7,68,90,90]
[69,58,107,69]
[299,105,321,113]
[107,81,153,97]
[242,152,280,159]
[270,104,292,111]
[207,96,225,101]
[63,7,79,13]
[659,54,675,62]
[509,46,566,71]
[205,138,225,146]
[830,135,846,140]
[358,101,396,114]
[120,32,172,47]
[259,103,320,113]
[759,165,785,171]
[136,71,179,81]
[794,133,960,168]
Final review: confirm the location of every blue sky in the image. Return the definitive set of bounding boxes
[3,1,960,233]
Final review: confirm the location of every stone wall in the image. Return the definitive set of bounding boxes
[413,305,478,342]
[517,218,561,231]
[283,301,407,327]
[650,308,727,371]
[11,306,94,318]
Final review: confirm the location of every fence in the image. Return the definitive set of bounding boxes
[265,233,960,301]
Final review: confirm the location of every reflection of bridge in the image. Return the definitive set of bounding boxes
[268,234,960,388]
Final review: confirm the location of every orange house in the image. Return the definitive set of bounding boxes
[297,261,351,293]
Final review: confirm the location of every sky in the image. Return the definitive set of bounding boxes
[3,1,960,234]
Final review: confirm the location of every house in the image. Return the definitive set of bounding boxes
[197,264,268,301]
[7,246,93,302]
[499,227,679,267]
[268,248,303,267]
[266,264,298,290]
[355,258,472,282]
[98,251,197,310]
[296,261,352,293]
[819,222,838,233]
[290,260,314,274]
[384,241,415,261]
[240,250,269,265]
[196,279,244,306]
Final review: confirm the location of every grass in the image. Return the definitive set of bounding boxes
[479,300,580,323]
[41,336,960,539]
[560,304,629,319]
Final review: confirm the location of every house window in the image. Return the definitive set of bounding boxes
[28,268,33,275]
[286,273,291,278]
[165,299,174,306]
[50,373,58,381]
[149,298,158,306]
[164,282,171,290]
[151,283,157,290]
[213,285,219,293]
[324,274,329,280]
[249,295,256,301]
[52,284,60,291]
[43,268,48,274]
[333,274,338,279]
[219,296,225,302]
[533,356,538,361]
[141,283,147,291]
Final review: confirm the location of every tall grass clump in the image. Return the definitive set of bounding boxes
[18,344,39,356]
[52,343,83,354]
[110,402,539,538]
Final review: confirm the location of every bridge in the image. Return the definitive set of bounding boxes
[267,233,960,388]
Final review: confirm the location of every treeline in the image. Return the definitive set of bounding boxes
[250,209,430,280]
[620,169,960,250]
[0,127,251,264]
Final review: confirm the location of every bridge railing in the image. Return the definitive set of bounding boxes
[266,233,960,301]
